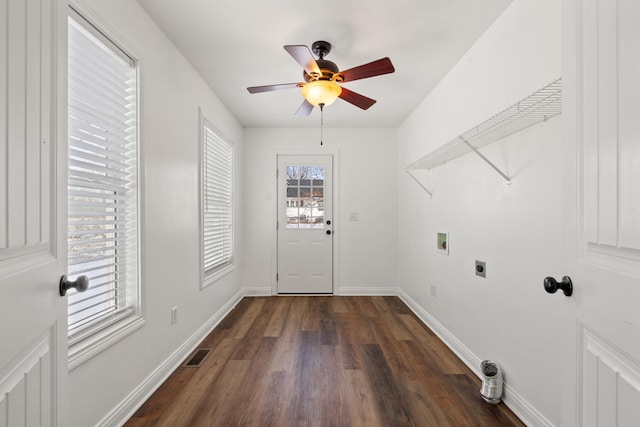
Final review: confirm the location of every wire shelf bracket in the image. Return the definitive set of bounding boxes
[460,137,511,186]
[405,78,562,192]
[406,169,433,198]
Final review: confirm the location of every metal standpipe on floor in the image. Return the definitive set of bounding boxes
[480,360,504,404]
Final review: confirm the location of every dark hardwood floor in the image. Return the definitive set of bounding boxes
[125,296,524,427]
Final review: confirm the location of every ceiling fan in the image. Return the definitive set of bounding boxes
[247,40,395,116]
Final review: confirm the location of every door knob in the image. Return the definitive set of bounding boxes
[326,230,332,235]
[60,275,89,296]
[543,276,573,297]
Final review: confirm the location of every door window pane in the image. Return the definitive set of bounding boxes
[286,165,325,229]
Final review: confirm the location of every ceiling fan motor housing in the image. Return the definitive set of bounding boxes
[303,41,342,83]
[304,59,340,82]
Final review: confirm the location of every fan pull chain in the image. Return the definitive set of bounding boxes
[320,104,324,146]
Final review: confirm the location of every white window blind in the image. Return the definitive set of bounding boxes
[67,10,139,342]
[203,123,233,278]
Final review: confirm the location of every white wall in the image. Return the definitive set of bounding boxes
[243,127,398,295]
[67,1,244,426]
[398,0,562,425]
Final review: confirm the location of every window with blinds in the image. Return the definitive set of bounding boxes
[202,122,233,282]
[67,9,140,344]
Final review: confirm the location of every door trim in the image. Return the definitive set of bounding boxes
[271,148,340,296]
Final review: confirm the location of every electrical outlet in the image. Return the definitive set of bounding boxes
[475,261,486,278]
[349,212,359,221]
[171,306,178,324]
[430,284,437,297]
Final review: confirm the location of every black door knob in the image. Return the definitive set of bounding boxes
[326,230,332,235]
[544,276,573,297]
[60,275,90,296]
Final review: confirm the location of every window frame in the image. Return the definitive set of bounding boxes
[200,114,234,288]
[66,5,144,370]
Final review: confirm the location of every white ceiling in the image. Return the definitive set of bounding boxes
[136,0,513,128]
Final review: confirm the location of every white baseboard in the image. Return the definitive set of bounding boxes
[397,289,554,427]
[338,286,398,296]
[501,383,555,427]
[243,286,272,296]
[241,285,398,297]
[98,289,245,427]
[396,289,483,377]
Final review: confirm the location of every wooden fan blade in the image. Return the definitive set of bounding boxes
[284,45,321,76]
[295,99,314,116]
[338,57,395,82]
[247,83,301,93]
[339,87,376,110]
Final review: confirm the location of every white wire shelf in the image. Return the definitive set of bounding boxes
[406,78,562,174]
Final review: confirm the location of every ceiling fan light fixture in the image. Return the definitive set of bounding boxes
[246,41,395,115]
[301,80,342,107]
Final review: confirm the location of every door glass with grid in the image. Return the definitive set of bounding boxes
[286,166,325,229]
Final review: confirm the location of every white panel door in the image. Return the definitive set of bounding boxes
[0,0,67,426]
[562,0,640,425]
[277,155,333,294]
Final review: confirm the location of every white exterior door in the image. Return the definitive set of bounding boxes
[562,0,640,424]
[0,0,67,426]
[277,155,333,294]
